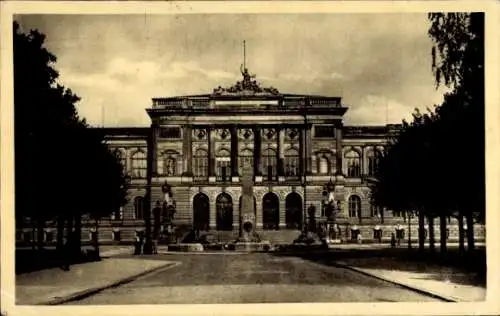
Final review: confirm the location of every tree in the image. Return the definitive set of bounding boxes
[14,21,129,256]
[428,13,485,255]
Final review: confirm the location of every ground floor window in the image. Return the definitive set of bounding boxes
[396,229,405,239]
[45,231,54,242]
[112,231,121,242]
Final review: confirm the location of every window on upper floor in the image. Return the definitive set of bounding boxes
[159,127,181,139]
[113,148,127,171]
[367,150,382,176]
[345,150,361,177]
[239,148,254,176]
[216,148,231,180]
[262,148,277,180]
[284,148,299,176]
[131,150,147,178]
[348,195,361,218]
[193,148,208,177]
[314,125,336,138]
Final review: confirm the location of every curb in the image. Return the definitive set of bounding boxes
[333,261,458,302]
[38,261,181,305]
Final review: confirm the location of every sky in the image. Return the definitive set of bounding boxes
[16,14,449,127]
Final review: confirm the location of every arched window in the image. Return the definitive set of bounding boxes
[216,193,233,231]
[262,192,279,230]
[284,148,299,176]
[216,148,231,180]
[131,150,147,178]
[193,193,210,231]
[134,196,145,220]
[193,148,208,177]
[262,148,277,180]
[160,150,179,176]
[367,150,382,176]
[348,195,361,218]
[285,192,302,229]
[239,148,254,176]
[345,150,361,177]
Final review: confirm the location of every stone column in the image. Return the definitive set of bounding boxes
[299,127,305,176]
[253,126,261,176]
[151,123,159,176]
[305,125,312,174]
[208,127,215,178]
[182,125,193,176]
[279,197,286,229]
[278,128,285,177]
[209,196,216,230]
[335,123,343,175]
[231,126,238,177]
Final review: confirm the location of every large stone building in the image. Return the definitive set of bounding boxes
[16,68,485,246]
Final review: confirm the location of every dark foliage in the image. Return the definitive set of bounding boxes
[14,21,129,252]
[370,13,484,254]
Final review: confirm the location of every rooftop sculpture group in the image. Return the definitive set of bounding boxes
[212,65,280,96]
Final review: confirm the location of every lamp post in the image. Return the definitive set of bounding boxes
[407,210,415,250]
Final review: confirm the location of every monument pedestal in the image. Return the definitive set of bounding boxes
[234,164,270,252]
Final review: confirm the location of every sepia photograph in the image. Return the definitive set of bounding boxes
[1,2,498,316]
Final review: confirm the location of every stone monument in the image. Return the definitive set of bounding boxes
[234,164,270,251]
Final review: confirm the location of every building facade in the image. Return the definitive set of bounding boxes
[16,69,485,245]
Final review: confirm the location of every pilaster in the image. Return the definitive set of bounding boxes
[208,127,215,177]
[182,125,193,175]
[253,126,261,176]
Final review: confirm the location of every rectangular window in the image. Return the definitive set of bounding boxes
[216,160,230,180]
[314,125,336,138]
[113,231,121,242]
[159,127,181,139]
[45,231,54,242]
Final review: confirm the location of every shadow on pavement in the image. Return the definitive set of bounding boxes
[272,247,486,287]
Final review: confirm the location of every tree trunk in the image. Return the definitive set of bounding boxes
[36,216,45,251]
[57,214,64,251]
[418,211,425,253]
[74,211,82,253]
[94,218,100,257]
[458,214,465,255]
[428,215,435,253]
[439,214,447,255]
[466,212,475,255]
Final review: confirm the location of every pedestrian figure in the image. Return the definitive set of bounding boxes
[357,233,363,244]
[134,234,142,255]
[391,232,397,248]
[60,233,72,271]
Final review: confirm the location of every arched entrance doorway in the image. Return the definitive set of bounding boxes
[193,193,210,231]
[262,192,279,230]
[285,192,302,229]
[216,193,233,231]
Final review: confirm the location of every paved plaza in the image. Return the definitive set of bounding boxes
[14,246,486,305]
